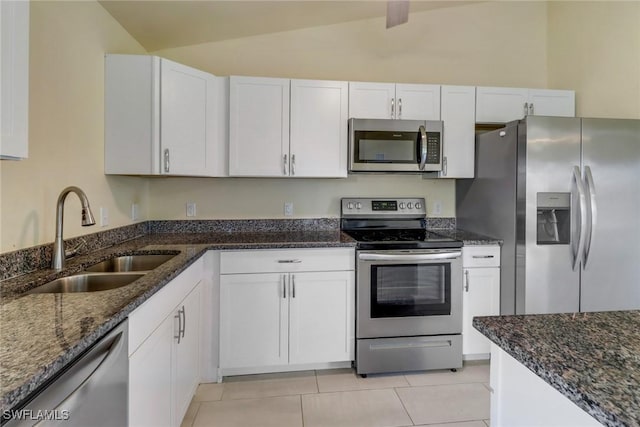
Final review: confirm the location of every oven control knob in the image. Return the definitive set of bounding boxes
[356,202,362,209]
[347,202,354,209]
[407,202,413,209]
[399,202,406,209]
[415,202,422,209]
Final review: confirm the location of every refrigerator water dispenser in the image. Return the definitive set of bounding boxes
[536,192,570,244]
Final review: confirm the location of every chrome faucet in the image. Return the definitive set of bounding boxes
[51,186,96,270]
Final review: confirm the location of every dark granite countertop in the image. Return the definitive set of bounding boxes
[474,311,640,427]
[0,230,355,413]
[434,228,502,246]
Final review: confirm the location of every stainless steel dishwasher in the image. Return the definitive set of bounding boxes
[3,320,128,427]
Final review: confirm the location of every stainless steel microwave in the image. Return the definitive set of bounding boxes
[348,118,443,173]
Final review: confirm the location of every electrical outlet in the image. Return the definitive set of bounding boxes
[186,202,196,217]
[284,202,294,217]
[100,207,109,227]
[433,200,442,215]
[131,203,139,221]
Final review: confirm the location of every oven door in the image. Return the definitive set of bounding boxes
[357,249,462,338]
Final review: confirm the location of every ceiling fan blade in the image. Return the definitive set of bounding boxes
[386,0,410,29]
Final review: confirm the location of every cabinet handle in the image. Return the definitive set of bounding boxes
[398,98,402,119]
[529,103,534,115]
[283,154,288,175]
[443,156,448,176]
[164,149,170,173]
[291,154,296,176]
[391,98,395,118]
[464,270,470,292]
[472,255,495,259]
[292,275,296,298]
[277,259,302,264]
[282,275,287,299]
[174,310,182,344]
[523,102,529,117]
[181,306,186,339]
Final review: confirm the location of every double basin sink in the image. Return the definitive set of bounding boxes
[27,254,176,294]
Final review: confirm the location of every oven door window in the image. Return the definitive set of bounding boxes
[354,131,419,164]
[371,263,451,317]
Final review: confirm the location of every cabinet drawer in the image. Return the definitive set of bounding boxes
[220,248,355,274]
[463,245,501,268]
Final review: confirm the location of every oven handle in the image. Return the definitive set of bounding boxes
[358,252,461,261]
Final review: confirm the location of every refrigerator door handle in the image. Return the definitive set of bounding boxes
[583,166,597,269]
[571,166,588,271]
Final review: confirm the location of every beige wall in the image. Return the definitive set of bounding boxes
[548,2,640,119]
[147,1,548,221]
[0,1,148,252]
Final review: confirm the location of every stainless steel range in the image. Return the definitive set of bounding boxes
[341,197,463,376]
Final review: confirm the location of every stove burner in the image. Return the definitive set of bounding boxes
[342,228,462,250]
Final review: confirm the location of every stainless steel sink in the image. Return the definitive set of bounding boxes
[84,254,176,273]
[27,273,145,294]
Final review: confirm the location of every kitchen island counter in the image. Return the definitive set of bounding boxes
[474,311,640,427]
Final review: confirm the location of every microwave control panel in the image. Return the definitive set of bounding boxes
[426,132,441,164]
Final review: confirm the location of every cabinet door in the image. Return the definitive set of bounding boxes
[160,58,216,176]
[290,79,348,177]
[348,82,396,119]
[0,0,29,159]
[289,271,355,364]
[475,86,529,123]
[462,267,500,357]
[129,315,173,427]
[395,84,441,120]
[173,283,201,427]
[440,85,476,178]
[528,89,575,117]
[229,76,290,176]
[220,273,288,368]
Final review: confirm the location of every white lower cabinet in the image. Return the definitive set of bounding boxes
[128,259,203,427]
[219,248,355,377]
[462,245,501,359]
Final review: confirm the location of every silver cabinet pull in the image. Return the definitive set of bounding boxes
[292,275,296,298]
[464,270,470,292]
[181,306,186,339]
[277,259,302,263]
[164,149,170,173]
[472,255,494,259]
[283,154,288,175]
[398,98,402,119]
[291,154,296,176]
[523,102,529,117]
[174,310,182,344]
[391,98,395,118]
[529,103,534,115]
[282,274,287,299]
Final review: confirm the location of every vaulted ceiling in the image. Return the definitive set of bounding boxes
[98,1,478,52]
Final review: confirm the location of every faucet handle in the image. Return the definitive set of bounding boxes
[65,239,87,258]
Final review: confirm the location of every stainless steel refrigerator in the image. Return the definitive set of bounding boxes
[457,116,640,315]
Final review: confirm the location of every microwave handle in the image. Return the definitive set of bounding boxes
[418,125,427,170]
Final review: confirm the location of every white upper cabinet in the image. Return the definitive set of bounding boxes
[440,85,476,178]
[229,76,348,178]
[229,76,290,177]
[290,79,348,178]
[1,0,29,160]
[105,54,228,176]
[349,82,441,120]
[476,86,575,123]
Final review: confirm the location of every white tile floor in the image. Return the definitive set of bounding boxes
[181,362,490,427]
